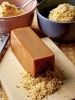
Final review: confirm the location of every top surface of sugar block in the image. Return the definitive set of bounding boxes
[11,27,54,59]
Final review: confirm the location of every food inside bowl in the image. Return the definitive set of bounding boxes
[0,1,24,17]
[48,3,75,22]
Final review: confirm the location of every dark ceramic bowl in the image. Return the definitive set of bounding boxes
[37,0,75,38]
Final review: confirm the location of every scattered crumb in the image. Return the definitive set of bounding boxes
[16,86,20,88]
[58,92,60,95]
[64,95,66,98]
[0,89,8,100]
[20,69,63,100]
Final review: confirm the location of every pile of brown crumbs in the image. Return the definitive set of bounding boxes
[21,70,63,100]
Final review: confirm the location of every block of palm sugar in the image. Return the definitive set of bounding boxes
[11,27,54,77]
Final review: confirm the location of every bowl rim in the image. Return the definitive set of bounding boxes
[37,10,75,24]
[0,0,37,19]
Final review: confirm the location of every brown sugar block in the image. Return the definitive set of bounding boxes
[11,27,54,77]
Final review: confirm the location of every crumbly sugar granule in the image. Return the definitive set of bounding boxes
[20,69,63,100]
